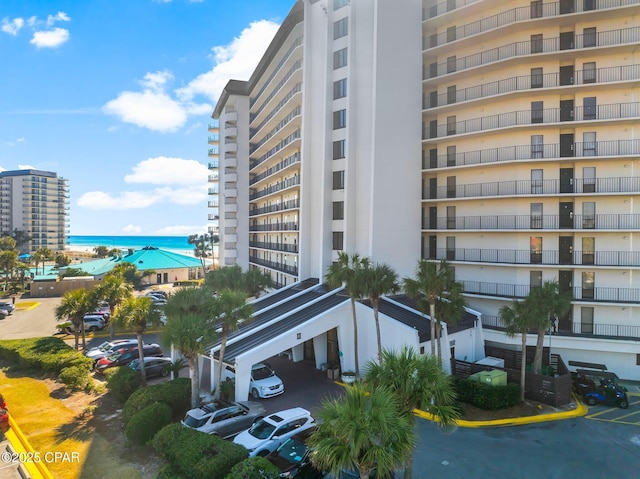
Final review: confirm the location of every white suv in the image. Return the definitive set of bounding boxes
[233,407,315,457]
[249,363,284,399]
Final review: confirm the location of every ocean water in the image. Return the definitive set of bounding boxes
[67,235,195,256]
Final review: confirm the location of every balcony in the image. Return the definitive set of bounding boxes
[249,222,299,232]
[225,127,238,139]
[208,121,219,131]
[250,153,300,186]
[208,199,219,208]
[424,139,640,169]
[424,64,640,109]
[208,173,219,182]
[249,241,299,253]
[423,213,640,230]
[423,0,480,20]
[424,26,640,80]
[208,148,219,157]
[208,187,219,195]
[250,83,302,140]
[249,256,298,276]
[424,102,640,140]
[427,248,640,267]
[250,106,302,155]
[208,134,220,143]
[224,111,238,123]
[208,160,219,169]
[423,176,640,200]
[224,142,238,153]
[251,59,303,123]
[424,0,639,48]
[249,198,300,217]
[249,175,300,201]
[249,129,301,171]
[207,213,219,221]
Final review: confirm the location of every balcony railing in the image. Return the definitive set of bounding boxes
[208,148,219,156]
[424,102,640,139]
[481,315,640,340]
[249,256,298,276]
[250,106,301,154]
[249,198,300,217]
[249,222,299,232]
[423,0,481,20]
[250,59,303,122]
[427,248,640,267]
[250,83,302,140]
[462,281,640,303]
[425,64,640,108]
[423,214,640,230]
[250,129,301,171]
[208,121,219,130]
[424,0,640,48]
[249,241,299,254]
[208,160,219,169]
[250,153,300,186]
[424,139,640,169]
[250,36,302,108]
[424,26,640,80]
[423,176,640,200]
[249,175,300,201]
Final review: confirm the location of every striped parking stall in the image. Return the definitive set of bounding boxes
[585,394,640,425]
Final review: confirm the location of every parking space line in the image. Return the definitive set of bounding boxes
[586,407,622,419]
[585,416,640,426]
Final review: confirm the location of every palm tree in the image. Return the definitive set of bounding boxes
[528,280,573,374]
[358,262,399,362]
[211,289,253,400]
[364,346,459,479]
[433,279,466,361]
[403,259,455,358]
[0,250,17,292]
[163,287,218,407]
[33,247,52,275]
[500,298,532,402]
[94,273,134,340]
[111,296,160,387]
[325,252,369,376]
[55,288,99,350]
[244,268,273,297]
[188,233,212,278]
[205,265,245,292]
[110,263,147,290]
[308,384,415,479]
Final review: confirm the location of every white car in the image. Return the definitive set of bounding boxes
[248,363,284,399]
[233,407,315,457]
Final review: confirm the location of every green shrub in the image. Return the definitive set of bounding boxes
[59,366,90,390]
[106,366,142,403]
[155,463,184,479]
[224,457,280,479]
[0,337,92,376]
[193,441,248,479]
[125,402,172,445]
[122,377,190,423]
[453,376,521,410]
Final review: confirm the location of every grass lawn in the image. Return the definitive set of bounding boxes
[0,368,142,479]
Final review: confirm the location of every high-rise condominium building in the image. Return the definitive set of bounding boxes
[209,0,640,379]
[0,169,69,253]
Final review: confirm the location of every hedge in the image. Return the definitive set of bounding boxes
[224,457,280,479]
[59,366,90,391]
[125,402,172,445]
[153,423,248,479]
[0,337,93,376]
[122,377,190,423]
[106,366,142,403]
[453,376,521,410]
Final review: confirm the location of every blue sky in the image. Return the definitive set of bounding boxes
[0,0,294,236]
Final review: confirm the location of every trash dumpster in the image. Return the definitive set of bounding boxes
[469,369,507,386]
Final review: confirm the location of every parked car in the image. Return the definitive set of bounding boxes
[128,357,173,379]
[97,301,111,317]
[146,290,168,299]
[233,407,315,457]
[265,427,321,478]
[182,399,266,438]
[0,302,15,315]
[249,363,285,399]
[95,344,163,373]
[84,339,139,363]
[82,315,106,332]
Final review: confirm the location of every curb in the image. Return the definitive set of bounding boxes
[5,414,54,479]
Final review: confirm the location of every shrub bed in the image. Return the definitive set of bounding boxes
[224,457,280,479]
[0,337,93,376]
[126,402,172,445]
[122,377,190,423]
[106,366,142,403]
[59,366,90,390]
[453,376,521,410]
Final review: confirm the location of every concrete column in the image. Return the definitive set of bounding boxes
[291,343,304,362]
[234,361,252,402]
[313,332,328,369]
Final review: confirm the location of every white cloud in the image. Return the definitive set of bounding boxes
[30,28,70,48]
[27,16,37,27]
[102,88,187,132]
[124,156,208,185]
[154,185,208,204]
[46,12,70,26]
[155,225,208,236]
[121,224,142,234]
[176,20,280,103]
[18,164,36,169]
[1,17,24,36]
[77,191,161,210]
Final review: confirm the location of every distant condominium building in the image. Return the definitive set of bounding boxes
[0,169,69,253]
[209,0,640,379]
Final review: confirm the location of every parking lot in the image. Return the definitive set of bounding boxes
[584,393,640,426]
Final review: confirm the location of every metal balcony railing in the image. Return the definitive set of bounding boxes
[250,59,303,122]
[424,0,639,47]
[208,121,219,130]
[249,175,300,201]
[424,26,640,80]
[422,214,640,230]
[423,0,481,20]
[208,148,219,156]
[208,160,219,169]
[423,176,640,200]
[425,64,640,108]
[427,248,640,267]
[250,153,300,186]
[249,198,300,217]
[249,256,298,276]
[249,222,299,232]
[424,102,640,139]
[250,106,301,154]
[250,83,302,140]
[249,241,299,253]
[250,129,301,171]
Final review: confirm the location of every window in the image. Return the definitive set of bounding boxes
[531,67,543,88]
[582,167,596,193]
[446,236,455,260]
[581,307,594,334]
[583,62,596,83]
[447,26,456,43]
[447,146,456,166]
[583,97,596,120]
[333,78,347,99]
[582,237,595,265]
[333,18,348,40]
[447,85,456,104]
[333,0,349,10]
[446,116,456,135]
[531,34,543,53]
[446,206,456,229]
[582,272,595,299]
[446,176,456,198]
[333,109,346,129]
[332,201,344,220]
[530,203,543,229]
[332,231,344,250]
[333,140,346,159]
[584,0,596,11]
[531,135,544,159]
[582,202,595,229]
[583,27,596,48]
[530,237,542,264]
[531,169,543,194]
[446,56,456,73]
[333,48,348,69]
[583,132,596,157]
[530,0,542,18]
[332,171,345,189]
[530,270,542,288]
[531,101,543,123]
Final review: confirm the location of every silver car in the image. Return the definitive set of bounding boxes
[182,400,266,439]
